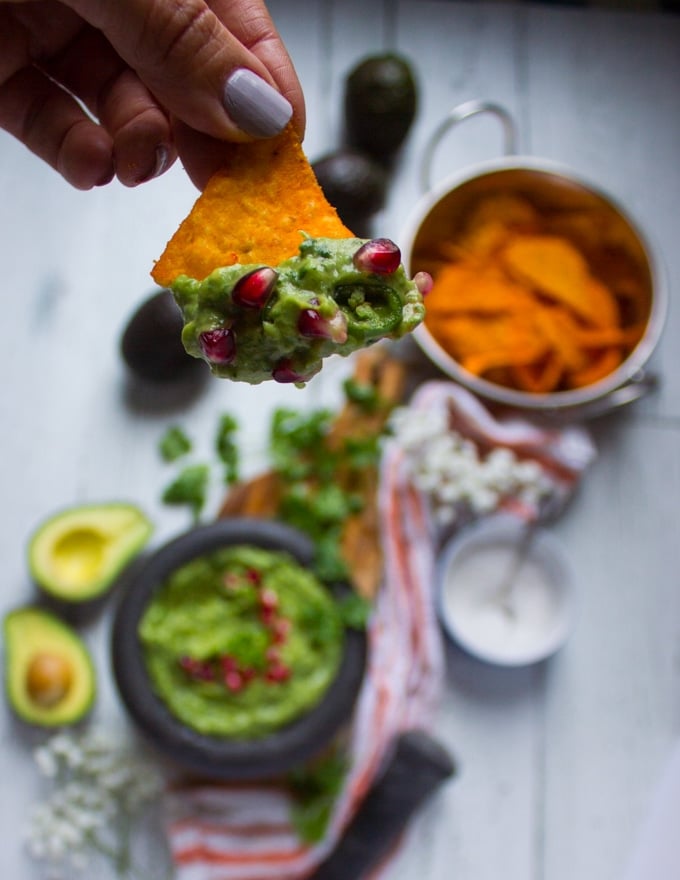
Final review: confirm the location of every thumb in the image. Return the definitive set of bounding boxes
[64,0,294,141]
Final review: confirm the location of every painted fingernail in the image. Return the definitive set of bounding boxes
[150,144,171,179]
[136,144,171,184]
[223,68,292,138]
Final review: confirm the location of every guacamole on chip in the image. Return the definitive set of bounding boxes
[152,126,428,384]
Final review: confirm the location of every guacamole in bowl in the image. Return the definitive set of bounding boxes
[111,519,366,780]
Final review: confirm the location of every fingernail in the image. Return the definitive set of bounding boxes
[136,145,171,184]
[223,68,292,138]
[150,144,171,179]
[96,164,115,187]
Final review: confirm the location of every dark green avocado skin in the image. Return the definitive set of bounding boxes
[111,518,367,781]
[312,151,388,234]
[344,54,418,159]
[121,289,206,383]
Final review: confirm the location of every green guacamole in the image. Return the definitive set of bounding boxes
[138,545,345,738]
[172,237,425,385]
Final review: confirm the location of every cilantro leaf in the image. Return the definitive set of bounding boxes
[162,464,210,522]
[288,751,348,843]
[342,377,381,412]
[270,407,335,481]
[336,592,372,629]
[215,413,240,485]
[159,426,192,462]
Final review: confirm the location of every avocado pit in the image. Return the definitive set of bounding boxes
[26,651,74,708]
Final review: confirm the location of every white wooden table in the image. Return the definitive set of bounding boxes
[1,3,679,879]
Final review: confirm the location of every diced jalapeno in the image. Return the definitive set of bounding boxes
[333,284,402,342]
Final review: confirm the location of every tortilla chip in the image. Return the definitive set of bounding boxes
[426,262,536,316]
[511,354,565,394]
[152,125,352,287]
[567,347,622,388]
[465,193,539,231]
[500,234,618,327]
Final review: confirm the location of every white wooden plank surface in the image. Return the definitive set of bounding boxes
[1,3,679,880]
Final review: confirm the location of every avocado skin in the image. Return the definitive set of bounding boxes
[121,289,206,383]
[312,151,388,233]
[344,54,418,159]
[28,502,154,606]
[3,607,96,727]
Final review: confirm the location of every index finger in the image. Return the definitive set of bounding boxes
[61,0,296,142]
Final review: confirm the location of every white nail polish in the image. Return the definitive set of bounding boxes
[223,68,292,138]
[151,144,170,179]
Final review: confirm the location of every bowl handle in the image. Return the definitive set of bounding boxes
[537,371,661,424]
[420,100,519,194]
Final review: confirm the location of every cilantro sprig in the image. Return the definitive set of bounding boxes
[159,415,242,522]
[288,750,349,843]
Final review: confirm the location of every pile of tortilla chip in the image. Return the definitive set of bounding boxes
[420,193,649,394]
[152,125,352,288]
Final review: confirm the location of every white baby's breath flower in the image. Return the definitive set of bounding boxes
[26,728,165,879]
[34,744,59,778]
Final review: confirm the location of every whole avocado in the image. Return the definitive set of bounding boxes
[121,289,205,383]
[344,53,418,159]
[312,151,388,233]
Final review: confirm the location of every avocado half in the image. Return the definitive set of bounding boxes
[3,607,96,726]
[28,503,153,604]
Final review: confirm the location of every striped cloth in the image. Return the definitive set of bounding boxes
[162,417,444,880]
[161,381,594,880]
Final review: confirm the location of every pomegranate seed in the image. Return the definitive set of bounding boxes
[231,267,278,308]
[353,238,401,275]
[260,605,275,626]
[220,655,238,674]
[413,271,434,295]
[179,657,214,681]
[246,568,262,585]
[179,655,196,672]
[272,617,292,644]
[265,645,281,663]
[297,308,348,343]
[260,588,279,612]
[225,670,244,692]
[266,662,291,683]
[272,358,308,383]
[199,327,236,364]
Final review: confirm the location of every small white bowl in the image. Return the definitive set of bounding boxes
[436,515,575,666]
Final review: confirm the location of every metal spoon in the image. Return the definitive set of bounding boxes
[489,494,565,618]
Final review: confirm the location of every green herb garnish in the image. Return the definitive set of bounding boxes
[215,413,240,485]
[270,408,335,481]
[342,377,381,412]
[337,592,372,629]
[288,750,348,843]
[162,464,210,522]
[159,426,192,462]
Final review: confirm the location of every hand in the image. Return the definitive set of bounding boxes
[0,0,305,190]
